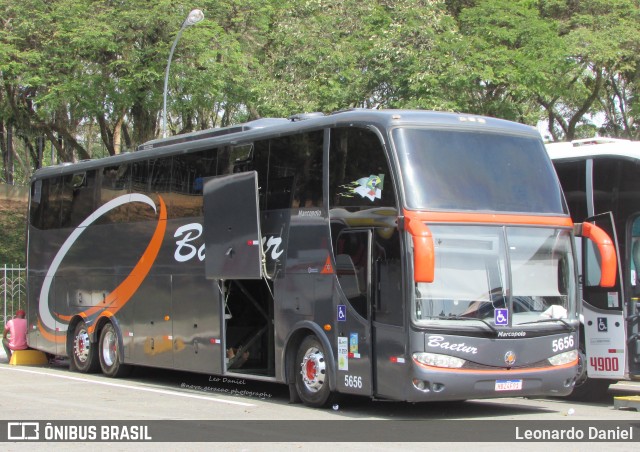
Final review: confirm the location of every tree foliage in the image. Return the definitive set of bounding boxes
[1,0,640,185]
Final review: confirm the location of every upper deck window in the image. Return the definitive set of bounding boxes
[393,128,567,214]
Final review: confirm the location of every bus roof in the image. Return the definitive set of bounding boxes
[32,109,539,181]
[546,137,640,161]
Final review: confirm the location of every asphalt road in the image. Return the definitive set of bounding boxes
[0,357,639,451]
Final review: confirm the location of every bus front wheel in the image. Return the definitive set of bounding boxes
[566,345,612,401]
[294,335,335,408]
[98,323,132,378]
[70,322,99,373]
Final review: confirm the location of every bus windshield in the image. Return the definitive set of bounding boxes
[414,225,576,327]
[393,128,567,214]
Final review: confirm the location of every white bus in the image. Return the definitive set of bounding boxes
[548,138,640,400]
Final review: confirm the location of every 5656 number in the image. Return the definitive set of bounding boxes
[552,335,574,353]
[344,375,363,388]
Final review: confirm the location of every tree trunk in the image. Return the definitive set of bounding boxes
[113,116,124,155]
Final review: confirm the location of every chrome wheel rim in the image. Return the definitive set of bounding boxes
[102,329,117,367]
[300,346,326,393]
[74,328,90,363]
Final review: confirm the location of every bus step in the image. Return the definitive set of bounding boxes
[613,395,640,411]
[9,350,49,366]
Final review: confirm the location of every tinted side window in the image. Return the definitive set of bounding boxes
[594,157,640,229]
[30,179,45,229]
[329,127,395,209]
[335,230,369,319]
[594,157,640,262]
[149,158,172,194]
[264,132,324,210]
[61,171,97,228]
[130,160,153,221]
[239,131,324,211]
[98,164,131,224]
[41,177,64,229]
[374,229,403,326]
[131,160,149,193]
[554,160,588,222]
[148,157,173,217]
[172,148,218,218]
[218,144,253,176]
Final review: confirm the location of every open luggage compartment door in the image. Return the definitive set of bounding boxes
[203,171,264,280]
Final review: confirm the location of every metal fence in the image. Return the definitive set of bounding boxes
[1,265,26,326]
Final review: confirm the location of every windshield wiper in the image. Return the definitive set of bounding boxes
[517,318,575,330]
[437,315,498,333]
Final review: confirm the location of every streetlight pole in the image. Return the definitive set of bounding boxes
[162,9,205,139]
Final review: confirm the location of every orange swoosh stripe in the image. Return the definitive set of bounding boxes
[87,311,114,334]
[82,196,167,318]
[37,319,66,344]
[48,196,167,340]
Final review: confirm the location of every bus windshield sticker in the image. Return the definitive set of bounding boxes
[495,308,509,326]
[338,337,348,371]
[349,332,360,358]
[337,174,384,202]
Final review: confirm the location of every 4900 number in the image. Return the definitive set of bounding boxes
[590,356,619,372]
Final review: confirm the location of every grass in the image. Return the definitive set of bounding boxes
[0,198,28,265]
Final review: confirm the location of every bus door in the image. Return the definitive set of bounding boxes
[334,227,405,398]
[203,171,265,375]
[334,229,373,395]
[626,216,640,378]
[580,213,627,379]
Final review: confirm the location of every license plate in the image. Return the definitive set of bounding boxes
[495,379,523,391]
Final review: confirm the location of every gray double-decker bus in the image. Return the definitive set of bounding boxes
[26,110,616,407]
[548,138,640,400]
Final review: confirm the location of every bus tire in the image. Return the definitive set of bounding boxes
[567,346,612,401]
[70,322,99,373]
[98,322,132,378]
[294,335,335,408]
[568,377,612,401]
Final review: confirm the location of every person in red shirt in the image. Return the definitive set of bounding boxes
[3,309,28,361]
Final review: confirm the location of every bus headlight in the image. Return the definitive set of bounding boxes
[413,352,466,369]
[548,349,578,366]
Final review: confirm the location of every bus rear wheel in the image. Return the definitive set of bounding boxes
[294,336,335,408]
[70,322,99,373]
[98,322,132,378]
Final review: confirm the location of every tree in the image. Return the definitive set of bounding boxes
[2,0,640,187]
[536,0,640,140]
[446,1,568,126]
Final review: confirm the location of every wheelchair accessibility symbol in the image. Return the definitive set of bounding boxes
[495,308,509,326]
[338,305,347,322]
[597,317,608,332]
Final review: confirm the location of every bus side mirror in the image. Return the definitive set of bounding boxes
[574,222,617,288]
[405,217,435,283]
